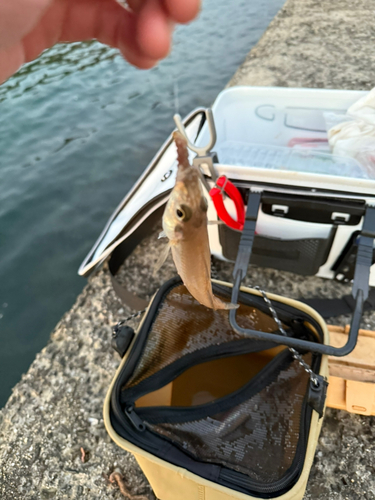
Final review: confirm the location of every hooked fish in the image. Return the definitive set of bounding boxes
[160,131,238,310]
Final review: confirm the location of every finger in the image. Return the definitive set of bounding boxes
[18,0,165,73]
[22,0,104,62]
[126,0,143,13]
[162,0,201,24]
[21,0,156,70]
[59,0,159,69]
[115,9,159,68]
[136,0,172,60]
[59,0,109,43]
[0,0,52,49]
[0,43,25,84]
[119,46,158,69]
[22,0,65,62]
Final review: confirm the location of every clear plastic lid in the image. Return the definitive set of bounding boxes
[217,141,373,180]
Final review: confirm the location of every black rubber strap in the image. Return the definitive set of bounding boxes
[107,221,156,311]
[232,192,261,282]
[301,288,375,319]
[110,273,149,310]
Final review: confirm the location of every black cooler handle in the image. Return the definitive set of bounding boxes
[229,191,375,357]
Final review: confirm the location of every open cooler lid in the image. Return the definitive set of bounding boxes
[197,86,375,197]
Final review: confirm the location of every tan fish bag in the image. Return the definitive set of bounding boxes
[104,277,329,500]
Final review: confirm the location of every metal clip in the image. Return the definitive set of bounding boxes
[174,109,218,192]
[174,108,217,158]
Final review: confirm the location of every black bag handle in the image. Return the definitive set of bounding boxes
[229,191,375,357]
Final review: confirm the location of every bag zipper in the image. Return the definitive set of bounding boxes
[121,337,278,404]
[128,349,293,425]
[125,404,146,432]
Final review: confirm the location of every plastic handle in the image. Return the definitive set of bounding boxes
[174,108,217,157]
[228,201,375,358]
[209,176,245,231]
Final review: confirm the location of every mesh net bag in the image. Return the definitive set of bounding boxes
[108,278,328,499]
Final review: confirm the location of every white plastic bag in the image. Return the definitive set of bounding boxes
[325,88,375,173]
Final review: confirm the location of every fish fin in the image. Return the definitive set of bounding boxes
[173,131,190,170]
[153,243,171,276]
[207,220,225,225]
[212,295,240,310]
[224,302,240,310]
[158,230,167,239]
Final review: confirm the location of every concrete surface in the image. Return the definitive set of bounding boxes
[2,0,375,498]
[228,0,375,89]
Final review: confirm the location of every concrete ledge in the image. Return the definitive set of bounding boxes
[229,0,375,90]
[2,0,375,498]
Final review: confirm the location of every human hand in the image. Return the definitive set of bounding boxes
[0,0,200,83]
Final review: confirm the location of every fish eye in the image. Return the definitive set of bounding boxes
[176,204,192,222]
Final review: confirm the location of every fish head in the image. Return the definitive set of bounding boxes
[163,132,208,242]
[163,168,208,242]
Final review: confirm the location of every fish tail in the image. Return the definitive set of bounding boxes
[212,295,240,310]
[173,131,190,170]
[225,302,240,310]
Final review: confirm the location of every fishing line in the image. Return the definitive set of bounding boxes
[173,78,180,115]
[147,67,183,116]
